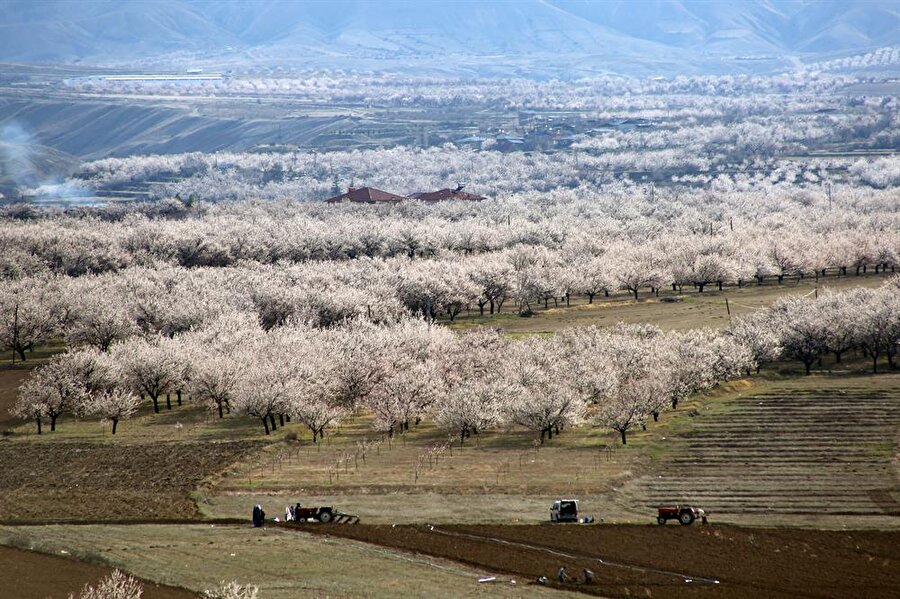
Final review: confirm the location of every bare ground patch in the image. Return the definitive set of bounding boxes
[0,441,260,522]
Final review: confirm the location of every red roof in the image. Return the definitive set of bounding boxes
[324,187,409,204]
[410,188,486,202]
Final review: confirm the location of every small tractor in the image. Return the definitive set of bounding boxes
[550,499,579,523]
[656,505,707,526]
[294,504,359,524]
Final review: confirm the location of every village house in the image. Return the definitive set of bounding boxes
[410,184,486,203]
[324,187,409,204]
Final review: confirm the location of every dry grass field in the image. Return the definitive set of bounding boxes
[0,524,568,598]
[200,371,900,530]
[447,273,890,335]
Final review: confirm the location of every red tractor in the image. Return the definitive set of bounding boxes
[656,505,707,526]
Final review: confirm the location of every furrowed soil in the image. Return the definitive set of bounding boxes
[0,546,194,599]
[620,375,900,527]
[295,523,900,599]
[0,441,259,521]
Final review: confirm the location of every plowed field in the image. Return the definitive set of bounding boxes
[0,441,258,521]
[294,523,900,599]
[624,380,900,523]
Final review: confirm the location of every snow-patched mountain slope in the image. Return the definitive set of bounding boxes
[0,0,897,71]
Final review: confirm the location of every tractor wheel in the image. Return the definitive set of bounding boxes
[318,511,333,523]
[657,516,666,525]
[679,512,694,526]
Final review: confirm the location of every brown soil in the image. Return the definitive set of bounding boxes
[0,441,258,521]
[0,367,31,432]
[294,523,900,599]
[0,546,194,599]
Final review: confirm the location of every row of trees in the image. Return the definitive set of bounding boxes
[60,142,899,206]
[64,69,873,110]
[2,235,897,365]
[14,278,898,441]
[736,281,900,375]
[11,317,749,442]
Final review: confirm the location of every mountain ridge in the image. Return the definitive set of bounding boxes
[0,0,897,74]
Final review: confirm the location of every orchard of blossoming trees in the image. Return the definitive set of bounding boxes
[6,268,899,441]
[3,143,899,443]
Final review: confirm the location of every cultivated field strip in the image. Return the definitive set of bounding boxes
[632,386,900,516]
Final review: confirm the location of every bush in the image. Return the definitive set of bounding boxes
[68,570,143,599]
[202,581,259,599]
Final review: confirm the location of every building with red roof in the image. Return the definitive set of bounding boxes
[410,184,485,203]
[324,187,409,204]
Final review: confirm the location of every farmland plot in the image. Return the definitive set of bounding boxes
[624,375,900,527]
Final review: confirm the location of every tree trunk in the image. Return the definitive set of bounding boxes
[671,397,678,409]
[620,429,627,445]
[279,413,285,427]
[111,418,118,435]
[717,281,723,291]
[697,282,705,293]
[834,350,842,363]
[152,396,160,414]
[804,360,812,375]
[262,417,270,435]
[587,292,595,304]
[166,393,172,410]
[218,403,224,419]
[35,416,41,435]
[632,289,638,300]
[50,413,57,432]
[176,390,182,406]
[15,346,27,362]
[652,411,659,422]
[873,354,879,374]
[269,413,277,431]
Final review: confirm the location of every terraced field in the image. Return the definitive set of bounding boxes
[625,376,900,526]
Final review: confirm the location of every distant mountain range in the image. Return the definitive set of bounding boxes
[0,1,898,75]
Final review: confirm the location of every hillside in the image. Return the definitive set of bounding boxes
[1,0,898,75]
